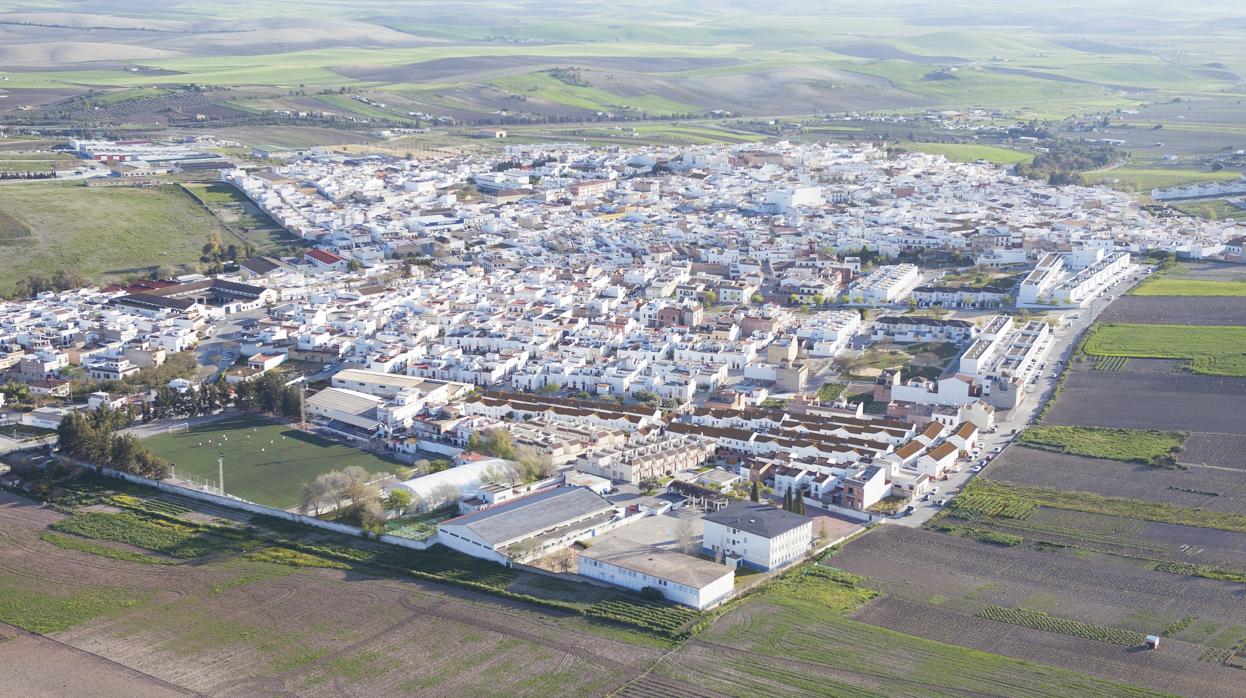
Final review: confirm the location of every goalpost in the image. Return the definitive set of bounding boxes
[167,422,190,435]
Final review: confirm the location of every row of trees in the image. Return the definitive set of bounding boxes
[234,373,305,420]
[57,409,171,479]
[782,487,807,515]
[299,466,436,532]
[9,268,88,299]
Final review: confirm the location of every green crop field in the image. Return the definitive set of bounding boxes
[143,413,403,509]
[1081,166,1244,191]
[1082,323,1246,376]
[0,182,234,295]
[1170,199,1245,222]
[899,141,1034,165]
[1130,278,1246,297]
[1016,426,1185,466]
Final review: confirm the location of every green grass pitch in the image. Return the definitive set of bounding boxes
[143,413,402,509]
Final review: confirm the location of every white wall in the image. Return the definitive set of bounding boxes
[578,556,733,610]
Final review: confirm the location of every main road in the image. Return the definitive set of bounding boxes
[893,265,1150,528]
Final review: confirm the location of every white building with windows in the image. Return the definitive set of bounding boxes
[701,501,812,571]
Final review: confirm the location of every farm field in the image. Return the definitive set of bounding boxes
[955,478,1246,535]
[1082,323,1246,377]
[1169,198,1245,221]
[0,627,188,698]
[0,489,670,697]
[1180,433,1246,471]
[1081,165,1243,191]
[898,141,1034,164]
[1097,296,1246,326]
[179,182,303,255]
[1130,278,1246,297]
[986,446,1246,516]
[1043,370,1246,434]
[833,526,1246,697]
[653,560,1170,698]
[141,414,405,509]
[0,1,1243,133]
[0,182,233,295]
[1014,426,1184,466]
[0,475,1182,697]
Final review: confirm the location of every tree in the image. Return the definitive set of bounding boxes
[467,429,516,460]
[749,480,760,502]
[515,445,554,482]
[425,482,461,511]
[783,488,792,512]
[912,351,941,368]
[385,487,414,515]
[674,510,698,555]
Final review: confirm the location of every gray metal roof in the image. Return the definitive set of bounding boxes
[703,501,808,539]
[440,486,614,547]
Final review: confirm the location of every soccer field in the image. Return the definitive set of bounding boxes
[142,414,402,509]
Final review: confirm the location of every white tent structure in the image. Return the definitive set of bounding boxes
[395,458,517,512]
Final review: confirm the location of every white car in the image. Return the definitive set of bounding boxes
[970,465,983,473]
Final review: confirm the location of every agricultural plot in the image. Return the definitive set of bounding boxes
[141,414,405,509]
[179,182,301,255]
[1097,296,1246,326]
[0,628,187,698]
[0,488,677,697]
[897,141,1034,164]
[1,477,1195,698]
[834,526,1246,697]
[1043,370,1246,434]
[1014,426,1184,466]
[1180,433,1246,471]
[1082,323,1246,377]
[986,446,1246,517]
[652,560,1169,698]
[1130,278,1246,297]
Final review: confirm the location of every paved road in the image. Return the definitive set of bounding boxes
[893,266,1149,528]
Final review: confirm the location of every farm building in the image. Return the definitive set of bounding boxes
[436,486,619,565]
[578,513,735,609]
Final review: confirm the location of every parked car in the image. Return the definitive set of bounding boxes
[930,486,940,494]
[970,465,983,473]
